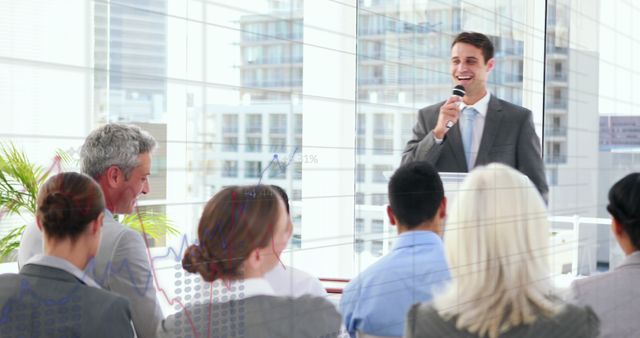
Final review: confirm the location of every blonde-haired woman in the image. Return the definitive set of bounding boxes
[404,163,599,338]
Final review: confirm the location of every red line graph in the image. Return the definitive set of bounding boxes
[6,153,290,337]
[136,207,203,338]
[134,185,286,338]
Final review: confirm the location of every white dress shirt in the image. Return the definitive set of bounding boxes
[223,277,275,298]
[200,277,276,304]
[264,264,327,297]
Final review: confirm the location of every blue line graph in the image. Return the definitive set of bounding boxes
[256,146,299,186]
[0,149,298,333]
[0,277,83,326]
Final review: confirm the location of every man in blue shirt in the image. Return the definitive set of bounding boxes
[340,161,450,337]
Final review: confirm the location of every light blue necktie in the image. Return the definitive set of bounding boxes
[461,107,478,170]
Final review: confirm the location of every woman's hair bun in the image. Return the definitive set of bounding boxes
[40,192,72,227]
[36,172,105,239]
[182,244,220,282]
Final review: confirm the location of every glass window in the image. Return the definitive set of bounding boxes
[270,114,287,134]
[371,220,383,234]
[355,239,365,253]
[222,137,238,152]
[9,0,632,296]
[294,114,303,134]
[355,0,542,275]
[222,114,239,133]
[269,161,286,179]
[357,114,366,135]
[355,218,365,234]
[372,164,392,183]
[292,189,302,201]
[355,192,366,205]
[292,162,302,180]
[245,161,262,179]
[357,136,366,155]
[269,137,286,153]
[245,137,262,153]
[246,114,262,133]
[371,193,387,206]
[371,240,383,257]
[222,160,238,178]
[373,138,393,155]
[356,164,365,183]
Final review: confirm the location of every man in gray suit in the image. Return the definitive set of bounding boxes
[18,123,163,338]
[402,32,548,199]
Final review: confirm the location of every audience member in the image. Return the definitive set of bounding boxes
[18,123,163,338]
[405,163,599,338]
[572,172,640,337]
[158,185,341,338]
[340,161,450,338]
[0,172,134,337]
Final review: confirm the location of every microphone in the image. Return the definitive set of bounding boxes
[452,85,465,98]
[446,85,465,128]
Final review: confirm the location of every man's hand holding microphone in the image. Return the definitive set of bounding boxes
[433,85,465,139]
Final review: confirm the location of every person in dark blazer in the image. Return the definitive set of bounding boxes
[158,185,341,338]
[0,172,134,338]
[405,164,598,338]
[572,173,640,338]
[401,32,548,199]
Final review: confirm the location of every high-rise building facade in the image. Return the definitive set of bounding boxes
[94,0,167,123]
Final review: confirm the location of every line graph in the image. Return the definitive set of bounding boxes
[255,146,299,187]
[137,207,203,338]
[136,184,286,338]
[1,148,296,337]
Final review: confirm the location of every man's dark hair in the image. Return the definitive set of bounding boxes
[451,31,494,63]
[270,185,290,214]
[607,173,640,250]
[388,161,444,229]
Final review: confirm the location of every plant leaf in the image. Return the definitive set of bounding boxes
[0,143,42,217]
[121,210,179,240]
[0,225,25,261]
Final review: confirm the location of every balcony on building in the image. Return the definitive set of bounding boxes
[545,154,567,164]
[545,126,568,137]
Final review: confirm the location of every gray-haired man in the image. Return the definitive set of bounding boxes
[18,123,164,338]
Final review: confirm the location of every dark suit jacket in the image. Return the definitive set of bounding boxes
[402,95,548,198]
[405,303,599,338]
[158,295,342,338]
[0,264,134,338]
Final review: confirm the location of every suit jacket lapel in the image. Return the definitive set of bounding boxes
[476,95,504,166]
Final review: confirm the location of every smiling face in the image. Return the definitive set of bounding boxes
[450,42,495,100]
[111,153,151,214]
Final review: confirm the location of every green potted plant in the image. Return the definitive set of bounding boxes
[0,142,178,261]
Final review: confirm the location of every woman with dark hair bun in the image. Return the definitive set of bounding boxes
[572,173,640,337]
[0,172,134,337]
[158,185,341,338]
